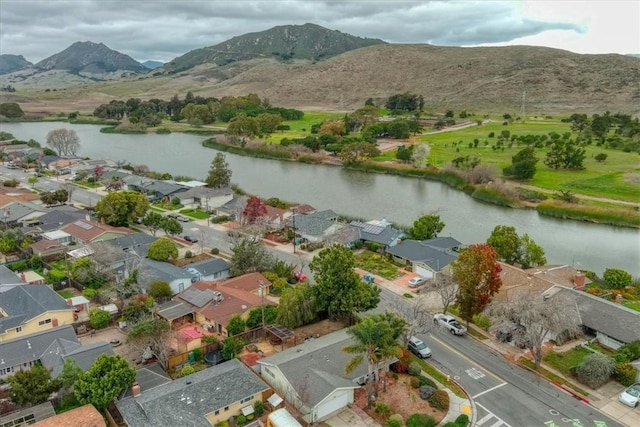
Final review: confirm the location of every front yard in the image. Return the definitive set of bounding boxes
[354,251,404,280]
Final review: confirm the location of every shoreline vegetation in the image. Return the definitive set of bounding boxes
[202,137,640,229]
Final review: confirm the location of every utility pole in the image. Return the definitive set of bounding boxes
[291,208,296,254]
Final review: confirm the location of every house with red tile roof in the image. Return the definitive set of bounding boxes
[31,404,106,427]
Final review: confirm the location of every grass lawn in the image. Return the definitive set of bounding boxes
[49,260,68,270]
[267,111,345,142]
[543,346,593,376]
[179,208,210,219]
[622,299,640,312]
[57,289,74,299]
[354,251,403,280]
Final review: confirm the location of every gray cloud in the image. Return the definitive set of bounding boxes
[0,0,583,63]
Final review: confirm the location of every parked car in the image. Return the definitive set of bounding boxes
[177,216,190,222]
[166,213,179,219]
[408,276,427,288]
[433,314,467,336]
[184,235,198,243]
[618,383,640,407]
[496,323,526,343]
[408,336,432,358]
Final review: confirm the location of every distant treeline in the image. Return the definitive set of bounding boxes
[92,92,303,127]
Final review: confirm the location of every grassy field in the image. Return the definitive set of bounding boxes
[267,111,345,142]
[543,346,593,376]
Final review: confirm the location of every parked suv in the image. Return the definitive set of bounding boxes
[408,336,432,358]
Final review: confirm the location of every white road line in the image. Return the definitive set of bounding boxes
[475,402,512,427]
[476,414,494,425]
[473,382,508,399]
[489,420,504,427]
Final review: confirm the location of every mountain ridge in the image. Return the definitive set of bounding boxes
[34,41,146,73]
[0,54,33,75]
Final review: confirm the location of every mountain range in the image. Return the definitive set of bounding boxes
[0,24,638,114]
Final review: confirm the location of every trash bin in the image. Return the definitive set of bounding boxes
[189,351,195,363]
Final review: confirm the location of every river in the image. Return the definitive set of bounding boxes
[1,121,638,277]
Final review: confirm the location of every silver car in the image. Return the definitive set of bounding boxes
[408,276,427,288]
[408,336,432,358]
[433,313,467,336]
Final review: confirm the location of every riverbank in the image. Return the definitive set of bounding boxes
[202,137,640,229]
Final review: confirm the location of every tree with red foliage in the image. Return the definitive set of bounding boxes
[452,243,502,325]
[243,196,267,224]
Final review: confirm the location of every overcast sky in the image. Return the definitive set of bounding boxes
[1,0,638,63]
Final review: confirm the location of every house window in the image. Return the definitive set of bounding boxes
[38,319,52,326]
[224,406,229,412]
[214,410,219,415]
[15,326,22,333]
[0,366,14,376]
[240,395,253,404]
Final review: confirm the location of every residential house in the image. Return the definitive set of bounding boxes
[31,404,106,427]
[0,186,41,207]
[116,358,271,427]
[175,186,234,211]
[184,257,231,282]
[217,194,248,220]
[26,206,88,233]
[349,219,406,249]
[386,237,461,279]
[258,328,385,423]
[494,263,591,303]
[138,258,195,295]
[219,272,272,296]
[547,286,640,350]
[0,264,25,287]
[40,229,74,246]
[0,402,56,426]
[106,232,158,258]
[48,158,82,173]
[285,209,342,243]
[123,176,186,202]
[61,218,132,244]
[0,325,113,380]
[0,284,75,342]
[157,277,275,335]
[0,201,47,228]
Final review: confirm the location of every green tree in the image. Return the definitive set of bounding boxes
[0,102,24,118]
[227,112,259,139]
[230,238,275,276]
[544,140,586,170]
[159,217,182,236]
[396,146,412,162]
[603,268,633,289]
[181,103,213,125]
[310,244,380,321]
[339,142,380,165]
[58,358,83,393]
[246,305,279,329]
[594,152,608,162]
[206,152,232,188]
[504,147,538,180]
[27,176,38,188]
[149,281,173,298]
[74,354,136,410]
[147,238,178,261]
[276,285,317,328]
[95,191,150,226]
[256,112,283,135]
[142,211,164,236]
[226,315,246,336]
[452,244,502,324]
[221,336,245,360]
[409,214,445,241]
[89,308,111,329]
[7,365,61,406]
[487,225,546,268]
[343,315,403,408]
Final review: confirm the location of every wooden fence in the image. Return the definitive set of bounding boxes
[167,342,220,370]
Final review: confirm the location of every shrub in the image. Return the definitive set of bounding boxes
[211,247,220,255]
[391,349,412,374]
[89,308,111,329]
[8,260,28,272]
[472,313,491,330]
[156,127,171,134]
[406,413,436,427]
[410,376,421,388]
[386,414,403,427]
[216,422,229,427]
[417,375,437,388]
[614,340,640,363]
[253,400,265,417]
[575,353,615,389]
[236,415,247,425]
[185,250,193,259]
[419,385,435,400]
[613,362,638,387]
[3,179,19,187]
[408,361,422,376]
[82,288,97,300]
[375,402,391,418]
[180,365,195,377]
[443,423,459,427]
[428,389,450,411]
[202,335,218,344]
[455,414,469,426]
[192,348,202,361]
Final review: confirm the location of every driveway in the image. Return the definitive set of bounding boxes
[77,326,140,366]
[323,407,381,427]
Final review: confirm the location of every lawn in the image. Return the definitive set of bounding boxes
[542,346,593,376]
[354,251,403,280]
[180,208,210,219]
[267,111,345,142]
[57,289,74,299]
[622,299,640,312]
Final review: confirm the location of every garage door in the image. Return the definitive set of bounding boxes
[414,263,434,280]
[316,390,351,421]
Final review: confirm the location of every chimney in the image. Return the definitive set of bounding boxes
[132,382,141,397]
[20,272,26,282]
[67,298,73,306]
[615,294,623,304]
[574,271,586,290]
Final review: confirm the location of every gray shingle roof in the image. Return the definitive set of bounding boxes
[0,285,72,333]
[0,325,78,370]
[138,259,194,286]
[116,359,270,427]
[186,258,230,277]
[0,265,24,286]
[553,287,640,344]
[33,208,89,232]
[350,221,406,246]
[258,329,369,408]
[1,201,46,222]
[107,233,157,252]
[286,214,336,237]
[386,239,458,270]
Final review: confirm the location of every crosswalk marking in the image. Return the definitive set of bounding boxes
[475,402,511,427]
[477,414,493,425]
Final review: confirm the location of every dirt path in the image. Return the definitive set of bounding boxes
[510,182,640,208]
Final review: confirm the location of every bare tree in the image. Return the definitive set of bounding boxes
[390,294,433,344]
[432,274,458,314]
[46,128,80,156]
[60,183,74,202]
[486,290,582,368]
[90,241,124,278]
[126,317,175,370]
[411,143,431,167]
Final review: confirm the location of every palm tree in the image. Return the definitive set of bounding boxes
[343,314,405,408]
[370,312,408,392]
